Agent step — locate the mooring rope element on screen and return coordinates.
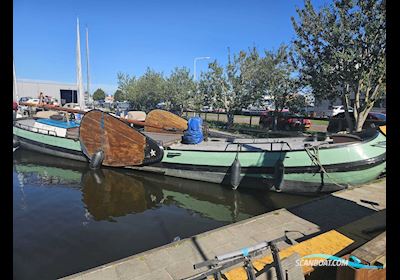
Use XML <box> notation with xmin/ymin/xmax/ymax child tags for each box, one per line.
<box><xmin>304</xmin><ymin>143</ymin><xmax>348</xmax><ymax>189</ymax></box>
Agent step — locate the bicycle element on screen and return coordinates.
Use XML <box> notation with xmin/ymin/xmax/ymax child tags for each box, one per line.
<box><xmin>182</xmin><ymin>233</ymin><xmax>297</xmax><ymax>280</ymax></box>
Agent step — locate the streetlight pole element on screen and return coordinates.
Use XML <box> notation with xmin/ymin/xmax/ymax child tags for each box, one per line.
<box><xmin>193</xmin><ymin>56</ymin><xmax>210</xmax><ymax>81</ymax></box>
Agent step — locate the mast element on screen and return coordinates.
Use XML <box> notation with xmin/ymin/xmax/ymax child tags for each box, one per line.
<box><xmin>13</xmin><ymin>59</ymin><xmax>18</xmax><ymax>102</ymax></box>
<box><xmin>76</xmin><ymin>18</ymin><xmax>85</xmax><ymax>110</ymax></box>
<box><xmin>85</xmin><ymin>26</ymin><xmax>91</xmax><ymax>104</ymax></box>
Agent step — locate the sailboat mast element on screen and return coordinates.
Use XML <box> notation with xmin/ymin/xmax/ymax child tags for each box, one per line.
<box><xmin>13</xmin><ymin>59</ymin><xmax>18</xmax><ymax>102</ymax></box>
<box><xmin>86</xmin><ymin>26</ymin><xmax>90</xmax><ymax>104</ymax></box>
<box><xmin>76</xmin><ymin>18</ymin><xmax>85</xmax><ymax>110</ymax></box>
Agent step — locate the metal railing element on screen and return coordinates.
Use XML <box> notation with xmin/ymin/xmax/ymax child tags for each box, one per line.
<box><xmin>225</xmin><ymin>141</ymin><xmax>292</xmax><ymax>151</ymax></box>
<box><xmin>183</xmin><ymin>111</ymin><xmax>327</xmax><ymax>129</ymax></box>
<box><xmin>15</xmin><ymin>122</ymin><xmax>58</xmax><ymax>137</ymax></box>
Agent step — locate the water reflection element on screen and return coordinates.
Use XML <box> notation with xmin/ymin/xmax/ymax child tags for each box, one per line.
<box><xmin>82</xmin><ymin>169</ymin><xmax>162</xmax><ymax>221</ymax></box>
<box><xmin>14</xmin><ymin>150</ymin><xmax>315</xmax><ymax>224</ymax></box>
<box><xmin>13</xmin><ymin>150</ymin><xmax>256</xmax><ymax>223</ymax></box>
<box><xmin>14</xmin><ymin>150</ymin><xmax>318</xmax><ymax>280</ymax></box>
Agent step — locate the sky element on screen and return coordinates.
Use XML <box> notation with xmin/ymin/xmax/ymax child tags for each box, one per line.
<box><xmin>13</xmin><ymin>0</ymin><xmax>330</xmax><ymax>95</ymax></box>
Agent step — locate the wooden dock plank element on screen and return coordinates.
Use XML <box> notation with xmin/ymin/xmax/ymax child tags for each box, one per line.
<box><xmin>351</xmin><ymin>231</ymin><xmax>386</xmax><ymax>266</ymax></box>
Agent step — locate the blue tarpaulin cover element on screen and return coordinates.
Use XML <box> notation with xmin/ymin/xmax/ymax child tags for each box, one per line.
<box><xmin>36</xmin><ymin>118</ymin><xmax>80</xmax><ymax>129</ymax></box>
<box><xmin>182</xmin><ymin>117</ymin><xmax>203</xmax><ymax>144</ymax></box>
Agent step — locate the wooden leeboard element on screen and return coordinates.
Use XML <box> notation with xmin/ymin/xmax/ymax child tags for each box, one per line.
<box><xmin>79</xmin><ymin>110</ymin><xmax>163</xmax><ymax>167</ymax></box>
<box><xmin>144</xmin><ymin>109</ymin><xmax>188</xmax><ymax>134</ymax></box>
<box><xmin>379</xmin><ymin>125</ymin><xmax>386</xmax><ymax>136</ymax></box>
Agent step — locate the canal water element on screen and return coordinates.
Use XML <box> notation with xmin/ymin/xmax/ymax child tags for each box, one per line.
<box><xmin>13</xmin><ymin>150</ymin><xmax>318</xmax><ymax>280</ymax></box>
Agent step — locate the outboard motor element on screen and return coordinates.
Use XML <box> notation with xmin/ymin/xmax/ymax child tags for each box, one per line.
<box><xmin>182</xmin><ymin>117</ymin><xmax>204</xmax><ymax>144</ymax></box>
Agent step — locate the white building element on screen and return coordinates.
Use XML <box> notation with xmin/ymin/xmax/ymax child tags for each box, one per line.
<box><xmin>313</xmin><ymin>95</ymin><xmax>386</xmax><ymax>117</ymax></box>
<box><xmin>16</xmin><ymin>79</ymin><xmax>80</xmax><ymax>105</ymax></box>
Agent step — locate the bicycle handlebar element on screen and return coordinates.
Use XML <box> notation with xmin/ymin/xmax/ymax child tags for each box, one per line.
<box><xmin>193</xmin><ymin>235</ymin><xmax>293</xmax><ymax>269</ymax></box>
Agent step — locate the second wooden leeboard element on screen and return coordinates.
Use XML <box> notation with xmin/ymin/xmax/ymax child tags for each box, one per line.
<box><xmin>144</xmin><ymin>109</ymin><xmax>188</xmax><ymax>134</ymax></box>
<box><xmin>79</xmin><ymin>110</ymin><xmax>163</xmax><ymax>167</ymax></box>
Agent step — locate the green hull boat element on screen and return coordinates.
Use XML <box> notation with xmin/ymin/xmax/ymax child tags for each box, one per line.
<box><xmin>13</xmin><ymin>117</ymin><xmax>386</xmax><ymax>193</ymax></box>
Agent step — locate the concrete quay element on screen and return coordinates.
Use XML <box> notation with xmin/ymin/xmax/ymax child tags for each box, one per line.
<box><xmin>61</xmin><ymin>178</ymin><xmax>386</xmax><ymax>280</ymax></box>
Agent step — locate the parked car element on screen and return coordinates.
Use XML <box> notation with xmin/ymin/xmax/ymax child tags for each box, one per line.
<box><xmin>156</xmin><ymin>102</ymin><xmax>167</xmax><ymax>109</ymax></box>
<box><xmin>63</xmin><ymin>103</ymin><xmax>80</xmax><ymax>109</ymax></box>
<box><xmin>259</xmin><ymin>110</ymin><xmax>312</xmax><ymax>131</ymax></box>
<box><xmin>242</xmin><ymin>108</ymin><xmax>267</xmax><ymax>116</ymax></box>
<box><xmin>214</xmin><ymin>108</ymin><xmax>226</xmax><ymax>113</ymax></box>
<box><xmin>327</xmin><ymin>112</ymin><xmax>386</xmax><ymax>133</ymax></box>
<box><xmin>201</xmin><ymin>106</ymin><xmax>213</xmax><ymax>112</ymax></box>
<box><xmin>17</xmin><ymin>98</ymin><xmax>41</xmax><ymax>115</ymax></box>
<box><xmin>45</xmin><ymin>96</ymin><xmax>59</xmax><ymax>106</ymax></box>
<box><xmin>25</xmin><ymin>98</ymin><xmax>40</xmax><ymax>105</ymax></box>
<box><xmin>94</xmin><ymin>100</ymin><xmax>105</xmax><ymax>107</ymax></box>
<box><xmin>18</xmin><ymin>97</ymin><xmax>32</xmax><ymax>103</ymax></box>
<box><xmin>17</xmin><ymin>97</ymin><xmax>31</xmax><ymax>115</ymax></box>
<box><xmin>331</xmin><ymin>105</ymin><xmax>353</xmax><ymax>116</ymax></box>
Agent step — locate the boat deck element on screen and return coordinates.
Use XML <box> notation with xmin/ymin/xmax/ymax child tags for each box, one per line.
<box><xmin>142</xmin><ymin>132</ymin><xmax>182</xmax><ymax>147</ymax></box>
<box><xmin>142</xmin><ymin>131</ymin><xmax>356</xmax><ymax>152</ymax></box>
<box><xmin>168</xmin><ymin>136</ymin><xmax>339</xmax><ymax>152</ymax></box>
<box><xmin>15</xmin><ymin>118</ymin><xmax>367</xmax><ymax>152</ymax></box>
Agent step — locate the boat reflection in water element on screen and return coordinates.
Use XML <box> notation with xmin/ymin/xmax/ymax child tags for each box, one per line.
<box><xmin>81</xmin><ymin>169</ymin><xmax>161</xmax><ymax>221</ymax></box>
<box><xmin>14</xmin><ymin>150</ymin><xmax>315</xmax><ymax>224</ymax></box>
<box><xmin>14</xmin><ymin>150</ymin><xmax>317</xmax><ymax>280</ymax></box>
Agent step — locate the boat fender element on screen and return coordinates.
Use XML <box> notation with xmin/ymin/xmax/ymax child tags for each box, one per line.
<box><xmin>273</xmin><ymin>160</ymin><xmax>285</xmax><ymax>191</ymax></box>
<box><xmin>171</xmin><ymin>236</ymin><xmax>181</xmax><ymax>243</ymax></box>
<box><xmin>13</xmin><ymin>136</ymin><xmax>20</xmax><ymax>149</ymax></box>
<box><xmin>89</xmin><ymin>150</ymin><xmax>105</xmax><ymax>169</ymax></box>
<box><xmin>230</xmin><ymin>156</ymin><xmax>242</xmax><ymax>190</ymax></box>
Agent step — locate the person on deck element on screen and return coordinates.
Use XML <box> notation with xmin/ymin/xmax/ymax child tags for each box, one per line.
<box><xmin>38</xmin><ymin>92</ymin><xmax>44</xmax><ymax>105</ymax></box>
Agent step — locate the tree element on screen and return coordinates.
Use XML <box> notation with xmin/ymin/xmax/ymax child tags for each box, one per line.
<box><xmin>198</xmin><ymin>54</ymin><xmax>245</xmax><ymax>128</ymax></box>
<box><xmin>93</xmin><ymin>88</ymin><xmax>106</xmax><ymax>101</ymax></box>
<box><xmin>164</xmin><ymin>67</ymin><xmax>195</xmax><ymax>115</ymax></box>
<box><xmin>199</xmin><ymin>47</ymin><xmax>277</xmax><ymax>128</ymax></box>
<box><xmin>117</xmin><ymin>72</ymin><xmax>136</xmax><ymax>104</ymax></box>
<box><xmin>117</xmin><ymin>68</ymin><xmax>166</xmax><ymax>111</ymax></box>
<box><xmin>113</xmin><ymin>90</ymin><xmax>124</xmax><ymax>102</ymax></box>
<box><xmin>286</xmin><ymin>94</ymin><xmax>307</xmax><ymax>113</ymax></box>
<box><xmin>237</xmin><ymin>47</ymin><xmax>268</xmax><ymax>109</ymax></box>
<box><xmin>241</xmin><ymin>45</ymin><xmax>301</xmax><ymax>130</ymax></box>
<box><xmin>198</xmin><ymin>46</ymin><xmax>301</xmax><ymax>129</ymax></box>
<box><xmin>262</xmin><ymin>45</ymin><xmax>301</xmax><ymax>113</ymax></box>
<box><xmin>292</xmin><ymin>0</ymin><xmax>386</xmax><ymax>132</ymax></box>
